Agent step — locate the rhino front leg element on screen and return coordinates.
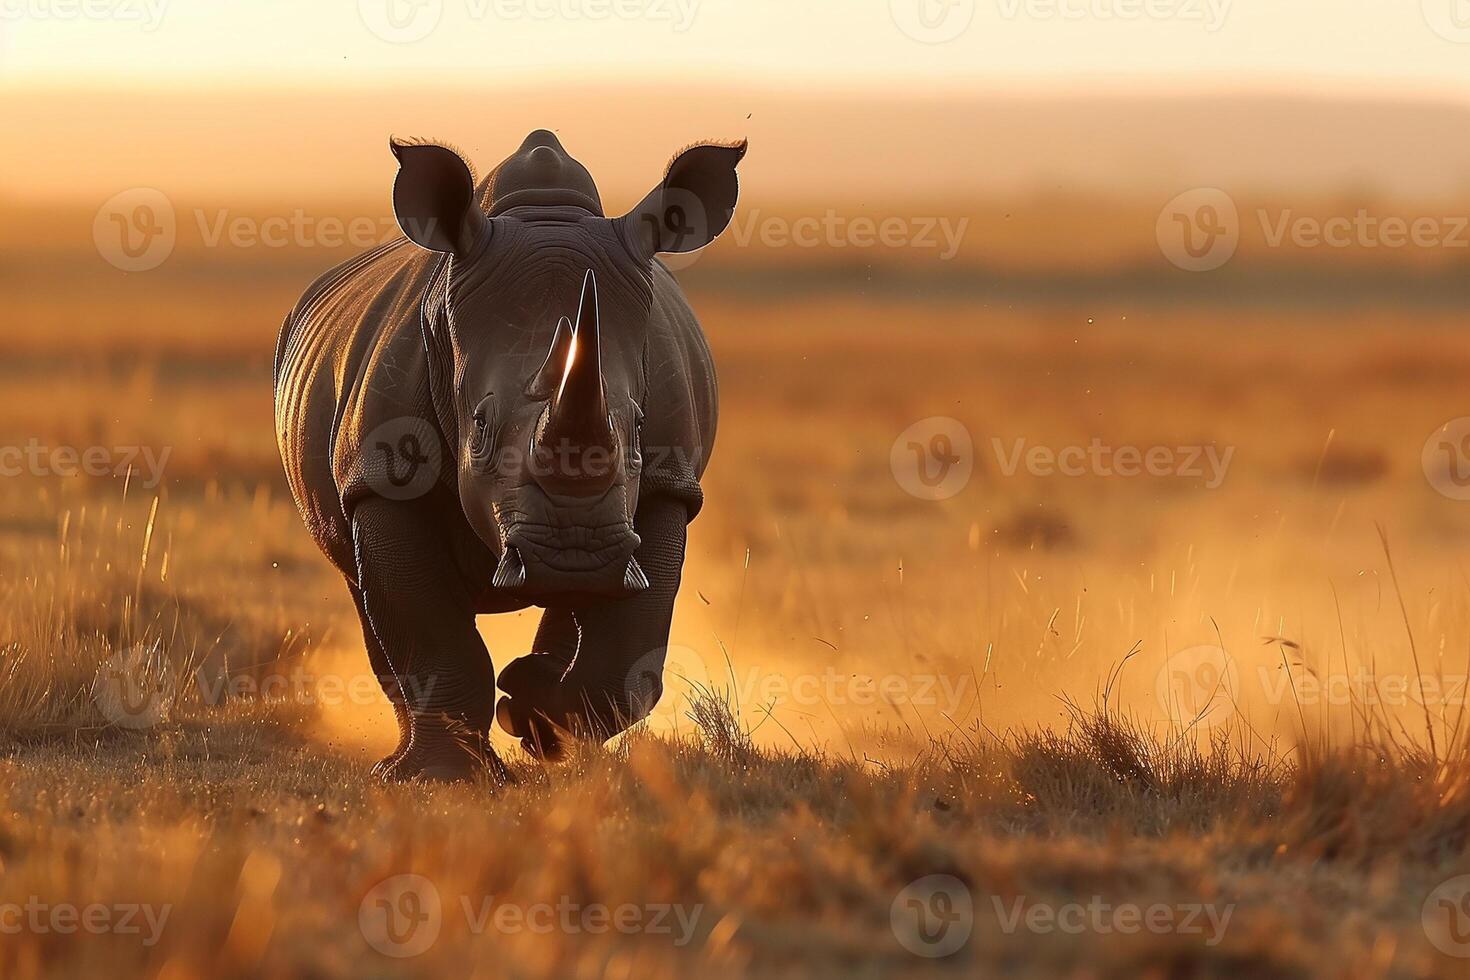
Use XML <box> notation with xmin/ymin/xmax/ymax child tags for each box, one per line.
<box><xmin>496</xmin><ymin>496</ymin><xmax>688</xmax><ymax>758</ymax></box>
<box><xmin>352</xmin><ymin>497</ymin><xmax>506</xmax><ymax>783</ymax></box>
<box><xmin>348</xmin><ymin>582</ymin><xmax>411</xmax><ymax>778</ymax></box>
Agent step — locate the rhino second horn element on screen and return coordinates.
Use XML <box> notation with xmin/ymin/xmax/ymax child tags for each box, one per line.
<box><xmin>527</xmin><ymin>315</ymin><xmax>574</xmax><ymax>400</ymax></box>
<box><xmin>623</xmin><ymin>557</ymin><xmax>650</xmax><ymax>593</ymax></box>
<box><xmin>494</xmin><ymin>546</ymin><xmax>527</xmax><ymax>589</ymax></box>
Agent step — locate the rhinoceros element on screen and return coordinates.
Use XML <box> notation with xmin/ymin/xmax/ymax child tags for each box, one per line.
<box><xmin>274</xmin><ymin>130</ymin><xmax>745</xmax><ymax>781</ymax></box>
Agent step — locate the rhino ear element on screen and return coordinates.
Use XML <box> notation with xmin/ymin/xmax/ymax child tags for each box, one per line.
<box><xmin>390</xmin><ymin>138</ymin><xmax>488</xmax><ymax>256</ymax></box>
<box><xmin>619</xmin><ymin>140</ymin><xmax>747</xmax><ymax>258</ymax></box>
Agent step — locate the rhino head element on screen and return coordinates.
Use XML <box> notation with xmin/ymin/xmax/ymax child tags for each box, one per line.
<box><xmin>389</xmin><ymin>130</ymin><xmax>743</xmax><ymax>599</ymax></box>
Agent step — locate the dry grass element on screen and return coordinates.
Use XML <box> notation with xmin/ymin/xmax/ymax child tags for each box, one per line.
<box><xmin>1</xmin><ymin>456</ymin><xmax>1467</xmax><ymax>977</ymax></box>
<box><xmin>2</xmin><ymin>678</ymin><xmax>1468</xmax><ymax>977</ymax></box>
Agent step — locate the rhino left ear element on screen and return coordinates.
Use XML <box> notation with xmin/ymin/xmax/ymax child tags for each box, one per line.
<box><xmin>618</xmin><ymin>140</ymin><xmax>747</xmax><ymax>258</ymax></box>
<box><xmin>390</xmin><ymin>138</ymin><xmax>488</xmax><ymax>256</ymax></box>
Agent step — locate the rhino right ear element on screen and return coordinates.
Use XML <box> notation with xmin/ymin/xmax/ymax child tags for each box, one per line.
<box><xmin>390</xmin><ymin>138</ymin><xmax>488</xmax><ymax>256</ymax></box>
<box><xmin>618</xmin><ymin>140</ymin><xmax>747</xmax><ymax>258</ymax></box>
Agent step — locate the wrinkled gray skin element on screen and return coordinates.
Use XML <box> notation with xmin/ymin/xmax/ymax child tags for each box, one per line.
<box><xmin>274</xmin><ymin>130</ymin><xmax>745</xmax><ymax>781</ymax></box>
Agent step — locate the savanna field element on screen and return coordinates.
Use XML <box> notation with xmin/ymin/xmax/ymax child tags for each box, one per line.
<box><xmin>3</xmin><ymin>200</ymin><xmax>1470</xmax><ymax>978</ymax></box>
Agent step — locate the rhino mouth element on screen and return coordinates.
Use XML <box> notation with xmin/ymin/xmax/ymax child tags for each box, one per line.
<box><xmin>493</xmin><ymin>487</ymin><xmax>643</xmax><ymax>597</ymax></box>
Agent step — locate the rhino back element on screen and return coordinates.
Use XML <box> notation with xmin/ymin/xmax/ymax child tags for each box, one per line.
<box><xmin>273</xmin><ymin>237</ymin><xmax>445</xmax><ymax>575</ymax></box>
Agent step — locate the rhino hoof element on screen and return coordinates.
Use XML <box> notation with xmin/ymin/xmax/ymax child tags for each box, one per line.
<box><xmin>495</xmin><ymin>695</ymin><xmax>568</xmax><ymax>761</ymax></box>
<box><xmin>375</xmin><ymin>740</ymin><xmax>515</xmax><ymax>786</ymax></box>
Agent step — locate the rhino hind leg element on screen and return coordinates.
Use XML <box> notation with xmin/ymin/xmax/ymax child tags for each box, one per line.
<box><xmin>352</xmin><ymin>497</ymin><xmax>507</xmax><ymax>784</ymax></box>
<box><xmin>496</xmin><ymin>496</ymin><xmax>688</xmax><ymax>759</ymax></box>
<box><xmin>348</xmin><ymin>582</ymin><xmax>411</xmax><ymax>778</ymax></box>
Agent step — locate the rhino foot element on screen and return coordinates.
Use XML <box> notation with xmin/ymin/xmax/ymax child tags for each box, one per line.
<box><xmin>368</xmin><ymin>731</ymin><xmax>412</xmax><ymax>780</ymax></box>
<box><xmin>495</xmin><ymin>651</ymin><xmax>649</xmax><ymax>761</ymax></box>
<box><xmin>495</xmin><ymin>651</ymin><xmax>584</xmax><ymax>760</ymax></box>
<box><xmin>495</xmin><ymin>693</ymin><xmax>572</xmax><ymax>761</ymax></box>
<box><xmin>375</xmin><ymin>737</ymin><xmax>512</xmax><ymax>786</ymax></box>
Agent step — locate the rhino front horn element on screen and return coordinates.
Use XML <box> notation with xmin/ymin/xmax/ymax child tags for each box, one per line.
<box><xmin>552</xmin><ymin>269</ymin><xmax>608</xmax><ymax>432</ymax></box>
<box><xmin>534</xmin><ymin>269</ymin><xmax>618</xmax><ymax>495</ymax></box>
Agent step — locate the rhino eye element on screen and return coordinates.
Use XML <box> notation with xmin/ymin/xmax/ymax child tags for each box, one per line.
<box><xmin>471</xmin><ymin>409</ymin><xmax>491</xmax><ymax>456</ymax></box>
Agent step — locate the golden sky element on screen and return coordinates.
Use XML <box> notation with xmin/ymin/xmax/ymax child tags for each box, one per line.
<box><xmin>8</xmin><ymin>1</ymin><xmax>1470</xmax><ymax>204</ymax></box>
<box><xmin>3</xmin><ymin>0</ymin><xmax>1470</xmax><ymax>92</ymax></box>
